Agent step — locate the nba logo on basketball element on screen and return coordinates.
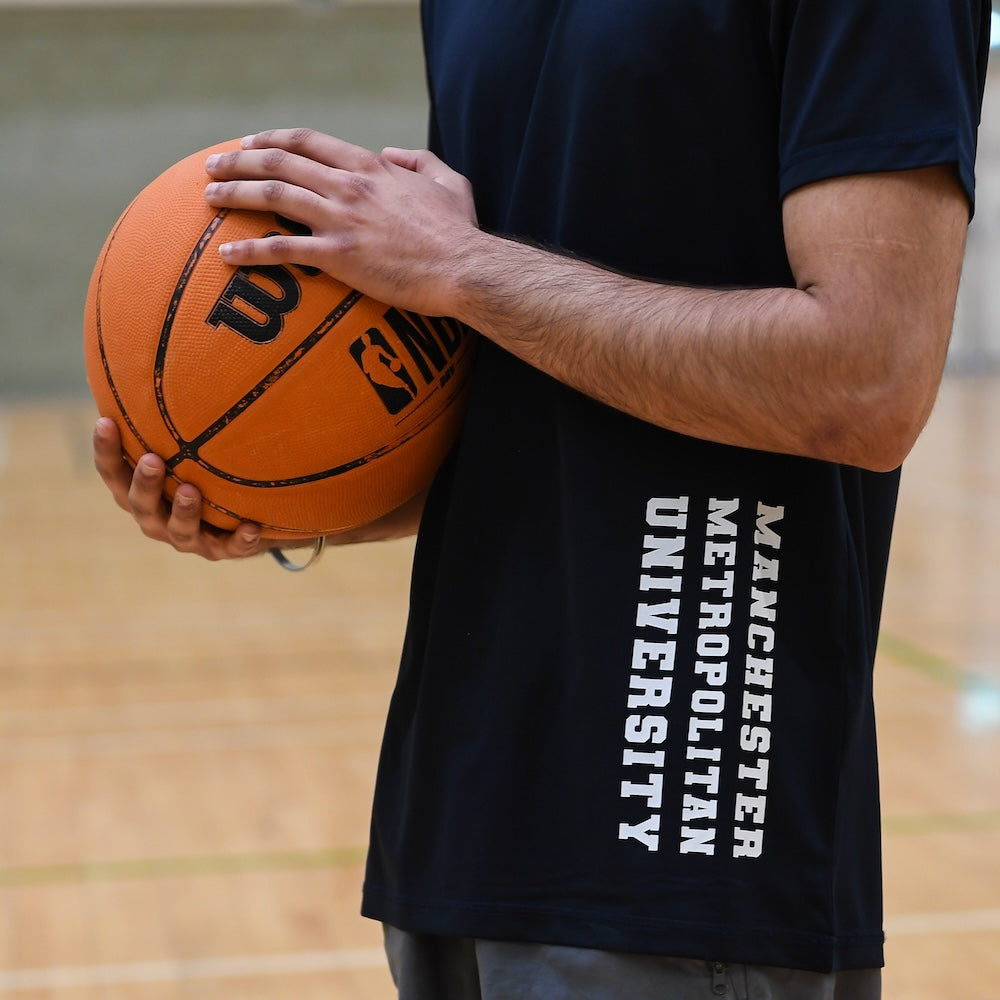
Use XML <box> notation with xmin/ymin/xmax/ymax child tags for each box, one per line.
<box><xmin>350</xmin><ymin>328</ymin><xmax>419</xmax><ymax>415</ymax></box>
<box><xmin>349</xmin><ymin>309</ymin><xmax>469</xmax><ymax>417</ymax></box>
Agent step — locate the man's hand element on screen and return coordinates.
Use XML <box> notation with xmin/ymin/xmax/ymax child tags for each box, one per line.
<box><xmin>204</xmin><ymin>128</ymin><xmax>479</xmax><ymax>319</ymax></box>
<box><xmin>93</xmin><ymin>418</ymin><xmax>427</xmax><ymax>559</ymax></box>
<box><xmin>93</xmin><ymin>417</ymin><xmax>266</xmax><ymax>560</ymax></box>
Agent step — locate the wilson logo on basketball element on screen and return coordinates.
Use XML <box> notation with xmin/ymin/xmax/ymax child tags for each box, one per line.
<box><xmin>206</xmin><ymin>217</ymin><xmax>322</xmax><ymax>344</ymax></box>
<box><xmin>207</xmin><ymin>264</ymin><xmax>301</xmax><ymax>344</ymax></box>
<box><xmin>350</xmin><ymin>309</ymin><xmax>467</xmax><ymax>416</ymax></box>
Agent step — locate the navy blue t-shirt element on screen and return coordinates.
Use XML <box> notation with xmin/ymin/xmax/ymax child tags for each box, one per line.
<box><xmin>361</xmin><ymin>0</ymin><xmax>990</xmax><ymax>973</ymax></box>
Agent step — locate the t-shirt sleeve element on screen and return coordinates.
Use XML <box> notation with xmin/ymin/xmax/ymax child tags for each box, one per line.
<box><xmin>775</xmin><ymin>0</ymin><xmax>990</xmax><ymax>210</ymax></box>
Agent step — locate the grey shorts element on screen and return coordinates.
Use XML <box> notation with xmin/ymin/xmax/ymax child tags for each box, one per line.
<box><xmin>383</xmin><ymin>925</ymin><xmax>881</xmax><ymax>1000</ymax></box>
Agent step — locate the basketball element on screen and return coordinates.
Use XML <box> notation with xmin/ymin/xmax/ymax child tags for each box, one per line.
<box><xmin>83</xmin><ymin>140</ymin><xmax>476</xmax><ymax>539</ymax></box>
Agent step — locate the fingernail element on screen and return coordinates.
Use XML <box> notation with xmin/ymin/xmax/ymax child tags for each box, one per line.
<box><xmin>94</xmin><ymin>417</ymin><xmax>113</xmax><ymax>439</ymax></box>
<box><xmin>241</xmin><ymin>527</ymin><xmax>261</xmax><ymax>544</ymax></box>
<box><xmin>205</xmin><ymin>182</ymin><xmax>220</xmax><ymax>197</ymax></box>
<box><xmin>219</xmin><ymin>243</ymin><xmax>236</xmax><ymax>258</ymax></box>
<box><xmin>205</xmin><ymin>154</ymin><xmax>220</xmax><ymax>170</ymax></box>
<box><xmin>240</xmin><ymin>134</ymin><xmax>256</xmax><ymax>148</ymax></box>
<box><xmin>138</xmin><ymin>456</ymin><xmax>159</xmax><ymax>477</ymax></box>
<box><xmin>175</xmin><ymin>492</ymin><xmax>196</xmax><ymax>510</ymax></box>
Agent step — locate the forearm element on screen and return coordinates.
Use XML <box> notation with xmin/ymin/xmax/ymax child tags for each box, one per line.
<box><xmin>450</xmin><ymin>234</ymin><xmax>840</xmax><ymax>459</ymax></box>
<box><xmin>446</xmin><ymin>169</ymin><xmax>967</xmax><ymax>471</ymax></box>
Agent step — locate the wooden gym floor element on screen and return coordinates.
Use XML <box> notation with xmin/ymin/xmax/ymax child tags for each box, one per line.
<box><xmin>1</xmin><ymin>379</ymin><xmax>999</xmax><ymax>999</ymax></box>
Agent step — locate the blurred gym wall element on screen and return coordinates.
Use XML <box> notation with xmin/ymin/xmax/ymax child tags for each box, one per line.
<box><xmin>0</xmin><ymin>1</ymin><xmax>998</xmax><ymax>399</ymax></box>
<box><xmin>0</xmin><ymin>0</ymin><xmax>428</xmax><ymax>401</ymax></box>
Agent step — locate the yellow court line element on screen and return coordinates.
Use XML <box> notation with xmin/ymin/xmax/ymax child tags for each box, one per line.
<box><xmin>882</xmin><ymin>811</ymin><xmax>1000</xmax><ymax>836</ymax></box>
<box><xmin>0</xmin><ymin>846</ymin><xmax>367</xmax><ymax>889</ymax></box>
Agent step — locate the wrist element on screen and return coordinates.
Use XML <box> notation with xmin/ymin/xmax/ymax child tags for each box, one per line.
<box><xmin>447</xmin><ymin>228</ymin><xmax>529</xmax><ymax>333</ymax></box>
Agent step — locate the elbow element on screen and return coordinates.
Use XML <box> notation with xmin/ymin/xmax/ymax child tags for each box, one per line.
<box><xmin>805</xmin><ymin>361</ymin><xmax>943</xmax><ymax>473</ymax></box>
<box><xmin>850</xmin><ymin>421</ymin><xmax>924</xmax><ymax>474</ymax></box>
<box><xmin>796</xmin><ymin>298</ymin><xmax>954</xmax><ymax>471</ymax></box>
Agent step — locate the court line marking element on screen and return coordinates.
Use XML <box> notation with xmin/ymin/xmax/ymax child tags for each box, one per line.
<box><xmin>0</xmin><ymin>947</ymin><xmax>387</xmax><ymax>992</ymax></box>
<box><xmin>0</xmin><ymin>692</ymin><xmax>379</xmax><ymax>731</ymax></box>
<box><xmin>0</xmin><ymin>846</ymin><xmax>367</xmax><ymax>889</ymax></box>
<box><xmin>878</xmin><ymin>633</ymin><xmax>1000</xmax><ymax>692</ymax></box>
<box><xmin>882</xmin><ymin>810</ymin><xmax>1000</xmax><ymax>835</ymax></box>
<box><xmin>0</xmin><ymin>719</ymin><xmax>378</xmax><ymax>761</ymax></box>
<box><xmin>1</xmin><ymin>804</ymin><xmax>996</xmax><ymax>892</ymax></box>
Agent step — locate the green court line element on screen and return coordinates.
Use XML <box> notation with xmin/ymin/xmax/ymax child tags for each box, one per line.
<box><xmin>0</xmin><ymin>846</ymin><xmax>367</xmax><ymax>889</ymax></box>
<box><xmin>877</xmin><ymin>632</ymin><xmax>996</xmax><ymax>690</ymax></box>
<box><xmin>883</xmin><ymin>811</ymin><xmax>1000</xmax><ymax>836</ymax></box>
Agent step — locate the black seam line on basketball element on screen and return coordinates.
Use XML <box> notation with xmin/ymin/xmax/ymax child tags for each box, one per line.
<box><xmin>191</xmin><ymin>343</ymin><xmax>476</xmax><ymax>488</ymax></box>
<box><xmin>179</xmin><ymin>348</ymin><xmax>469</xmax><ymax>496</ymax></box>
<box><xmin>187</xmin><ymin>355</ymin><xmax>477</xmax><ymax>533</ymax></box>
<box><xmin>95</xmin><ymin>198</ymin><xmax>160</xmax><ymax>467</ymax></box>
<box><xmin>153</xmin><ymin>209</ymin><xmax>231</xmax><ymax>452</ymax></box>
<box><xmin>169</xmin><ymin>337</ymin><xmax>476</xmax><ymax>496</ymax></box>
<box><xmin>161</xmin><ymin>286</ymin><xmax>366</xmax><ymax>473</ymax></box>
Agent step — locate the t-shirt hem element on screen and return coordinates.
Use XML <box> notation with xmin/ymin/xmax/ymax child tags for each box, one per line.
<box><xmin>360</xmin><ymin>888</ymin><xmax>885</xmax><ymax>974</ymax></box>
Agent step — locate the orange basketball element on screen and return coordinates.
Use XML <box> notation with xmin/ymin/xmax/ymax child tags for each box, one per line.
<box><xmin>83</xmin><ymin>140</ymin><xmax>475</xmax><ymax>539</ymax></box>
